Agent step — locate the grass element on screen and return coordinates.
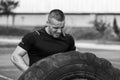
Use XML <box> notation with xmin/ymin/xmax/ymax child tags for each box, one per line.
<box><xmin>0</xmin><ymin>25</ymin><xmax>30</xmax><ymax>36</ymax></box>
<box><xmin>0</xmin><ymin>44</ymin><xmax>17</xmax><ymax>48</ymax></box>
<box><xmin>65</xmin><ymin>27</ymin><xmax>120</xmax><ymax>41</ymax></box>
<box><xmin>0</xmin><ymin>25</ymin><xmax>119</xmax><ymax>42</ymax></box>
<box><xmin>65</xmin><ymin>27</ymin><xmax>101</xmax><ymax>40</ymax></box>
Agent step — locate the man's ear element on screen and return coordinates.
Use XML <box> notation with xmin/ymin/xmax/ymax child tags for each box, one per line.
<box><xmin>46</xmin><ymin>21</ymin><xmax>49</xmax><ymax>23</ymax></box>
<box><xmin>46</xmin><ymin>21</ymin><xmax>49</xmax><ymax>26</ymax></box>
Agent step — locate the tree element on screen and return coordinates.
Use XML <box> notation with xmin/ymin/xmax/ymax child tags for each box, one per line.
<box><xmin>0</xmin><ymin>0</ymin><xmax>19</xmax><ymax>26</ymax></box>
<box><xmin>93</xmin><ymin>16</ymin><xmax>108</xmax><ymax>35</ymax></box>
<box><xmin>113</xmin><ymin>17</ymin><xmax>119</xmax><ymax>35</ymax></box>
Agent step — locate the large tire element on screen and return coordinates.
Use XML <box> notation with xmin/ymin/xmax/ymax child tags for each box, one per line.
<box><xmin>18</xmin><ymin>51</ymin><xmax>120</xmax><ymax>80</ymax></box>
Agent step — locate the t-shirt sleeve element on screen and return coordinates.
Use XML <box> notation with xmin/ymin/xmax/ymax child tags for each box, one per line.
<box><xmin>68</xmin><ymin>34</ymin><xmax>76</xmax><ymax>51</ymax></box>
<box><xmin>18</xmin><ymin>33</ymin><xmax>34</xmax><ymax>51</ymax></box>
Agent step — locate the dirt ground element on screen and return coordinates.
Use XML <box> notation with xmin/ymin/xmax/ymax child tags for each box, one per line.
<box><xmin>0</xmin><ymin>47</ymin><xmax>28</xmax><ymax>80</ymax></box>
<box><xmin>0</xmin><ymin>47</ymin><xmax>120</xmax><ymax>80</ymax></box>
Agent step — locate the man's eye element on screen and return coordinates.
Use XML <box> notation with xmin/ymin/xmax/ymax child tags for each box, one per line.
<box><xmin>53</xmin><ymin>27</ymin><xmax>59</xmax><ymax>29</ymax></box>
<box><xmin>61</xmin><ymin>27</ymin><xmax>64</xmax><ymax>29</ymax></box>
<box><xmin>53</xmin><ymin>27</ymin><xmax>64</xmax><ymax>29</ymax></box>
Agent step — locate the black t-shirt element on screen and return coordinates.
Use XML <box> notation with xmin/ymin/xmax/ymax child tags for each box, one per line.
<box><xmin>19</xmin><ymin>27</ymin><xmax>76</xmax><ymax>66</ymax></box>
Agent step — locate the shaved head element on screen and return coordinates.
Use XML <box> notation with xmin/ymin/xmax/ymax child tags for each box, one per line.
<box><xmin>48</xmin><ymin>9</ymin><xmax>65</xmax><ymax>21</ymax></box>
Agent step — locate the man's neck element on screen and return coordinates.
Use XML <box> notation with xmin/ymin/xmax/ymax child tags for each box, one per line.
<box><xmin>45</xmin><ymin>26</ymin><xmax>51</xmax><ymax>35</ymax></box>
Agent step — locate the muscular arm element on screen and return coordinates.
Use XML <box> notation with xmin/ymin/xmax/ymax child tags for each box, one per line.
<box><xmin>11</xmin><ymin>46</ymin><xmax>29</xmax><ymax>72</ymax></box>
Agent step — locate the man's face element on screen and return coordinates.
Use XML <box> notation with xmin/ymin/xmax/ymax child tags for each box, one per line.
<box><xmin>47</xmin><ymin>18</ymin><xmax>65</xmax><ymax>38</ymax></box>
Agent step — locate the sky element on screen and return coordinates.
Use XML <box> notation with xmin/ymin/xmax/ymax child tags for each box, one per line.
<box><xmin>14</xmin><ymin>0</ymin><xmax>120</xmax><ymax>13</ymax></box>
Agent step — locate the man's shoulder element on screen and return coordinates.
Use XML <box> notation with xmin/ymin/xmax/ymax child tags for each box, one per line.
<box><xmin>24</xmin><ymin>31</ymin><xmax>36</xmax><ymax>36</ymax></box>
<box><xmin>23</xmin><ymin>27</ymin><xmax>45</xmax><ymax>39</ymax></box>
<box><xmin>64</xmin><ymin>33</ymin><xmax>73</xmax><ymax>38</ymax></box>
<box><xmin>64</xmin><ymin>33</ymin><xmax>75</xmax><ymax>41</ymax></box>
<box><xmin>23</xmin><ymin>31</ymin><xmax>39</xmax><ymax>39</ymax></box>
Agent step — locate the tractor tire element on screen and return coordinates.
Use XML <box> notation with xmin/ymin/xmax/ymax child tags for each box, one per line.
<box><xmin>18</xmin><ymin>51</ymin><xmax>120</xmax><ymax>80</ymax></box>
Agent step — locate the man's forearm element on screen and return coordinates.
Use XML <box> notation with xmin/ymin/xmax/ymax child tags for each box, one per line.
<box><xmin>13</xmin><ymin>62</ymin><xmax>29</xmax><ymax>72</ymax></box>
<box><xmin>11</xmin><ymin>55</ymin><xmax>29</xmax><ymax>72</ymax></box>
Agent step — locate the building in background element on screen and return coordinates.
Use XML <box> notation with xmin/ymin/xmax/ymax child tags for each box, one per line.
<box><xmin>0</xmin><ymin>0</ymin><xmax>120</xmax><ymax>28</ymax></box>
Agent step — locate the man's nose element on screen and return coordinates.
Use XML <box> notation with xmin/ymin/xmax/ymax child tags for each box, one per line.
<box><xmin>57</xmin><ymin>29</ymin><xmax>62</xmax><ymax>33</ymax></box>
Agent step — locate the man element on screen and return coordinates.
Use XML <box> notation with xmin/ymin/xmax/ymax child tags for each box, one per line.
<box><xmin>11</xmin><ymin>9</ymin><xmax>76</xmax><ymax>72</ymax></box>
